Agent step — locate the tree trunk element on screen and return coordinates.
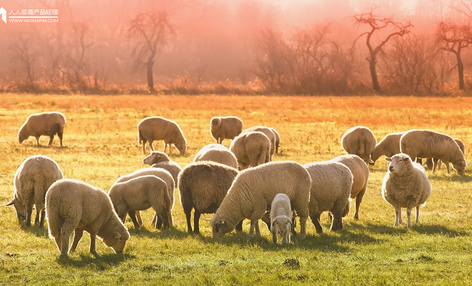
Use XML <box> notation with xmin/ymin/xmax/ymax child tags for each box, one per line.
<box><xmin>457</xmin><ymin>52</ymin><xmax>465</xmax><ymax>90</ymax></box>
<box><xmin>369</xmin><ymin>54</ymin><xmax>381</xmax><ymax>93</ymax></box>
<box><xmin>146</xmin><ymin>60</ymin><xmax>154</xmax><ymax>91</ymax></box>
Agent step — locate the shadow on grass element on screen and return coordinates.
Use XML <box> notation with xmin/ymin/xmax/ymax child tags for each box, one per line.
<box><xmin>56</xmin><ymin>252</ymin><xmax>135</xmax><ymax>269</ymax></box>
<box><xmin>129</xmin><ymin>226</ymin><xmax>193</xmax><ymax>240</ymax></box>
<box><xmin>20</xmin><ymin>223</ymin><xmax>49</xmax><ymax>238</ymax></box>
<box><xmin>428</xmin><ymin>173</ymin><xmax>472</xmax><ymax>183</ymax></box>
<box><xmin>352</xmin><ymin>222</ymin><xmax>467</xmax><ymax>237</ymax></box>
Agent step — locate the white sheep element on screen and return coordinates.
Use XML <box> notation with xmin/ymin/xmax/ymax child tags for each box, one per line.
<box><xmin>142</xmin><ymin>151</ymin><xmax>182</xmax><ymax>185</ymax></box>
<box><xmin>400</xmin><ymin>129</ymin><xmax>467</xmax><ymax>175</ymax></box>
<box><xmin>6</xmin><ymin>155</ymin><xmax>63</xmax><ymax>228</ymax></box>
<box><xmin>178</xmin><ymin>161</ymin><xmax>238</xmax><ymax>234</ymax></box>
<box><xmin>270</xmin><ymin>193</ymin><xmax>292</xmax><ymax>244</ymax></box>
<box><xmin>211</xmin><ymin>161</ymin><xmax>311</xmax><ymax>239</ymax></box>
<box><xmin>230</xmin><ymin>131</ymin><xmax>271</xmax><ymax>170</ymax></box>
<box><xmin>46</xmin><ymin>178</ymin><xmax>130</xmax><ymax>256</ymax></box>
<box><xmin>331</xmin><ymin>154</ymin><xmax>370</xmax><ymax>220</ymax></box>
<box><xmin>341</xmin><ymin>126</ymin><xmax>377</xmax><ymax>164</ymax></box>
<box><xmin>382</xmin><ymin>153</ymin><xmax>432</xmax><ymax>227</ymax></box>
<box><xmin>109</xmin><ymin>175</ymin><xmax>172</xmax><ymax>229</ymax></box>
<box><xmin>210</xmin><ymin>116</ymin><xmax>243</xmax><ymax>144</ymax></box>
<box><xmin>18</xmin><ymin>111</ymin><xmax>66</xmax><ymax>147</ymax></box>
<box><xmin>193</xmin><ymin>144</ymin><xmax>238</xmax><ymax>169</ymax></box>
<box><xmin>304</xmin><ymin>161</ymin><xmax>353</xmax><ymax>233</ymax></box>
<box><xmin>371</xmin><ymin>132</ymin><xmax>404</xmax><ymax>164</ymax></box>
<box><xmin>426</xmin><ymin>138</ymin><xmax>465</xmax><ymax>171</ymax></box>
<box><xmin>242</xmin><ymin>126</ymin><xmax>277</xmax><ymax>158</ymax></box>
<box><xmin>137</xmin><ymin>116</ymin><xmax>187</xmax><ymax>155</ymax></box>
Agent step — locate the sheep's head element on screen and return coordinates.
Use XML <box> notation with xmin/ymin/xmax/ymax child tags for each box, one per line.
<box><xmin>386</xmin><ymin>153</ymin><xmax>412</xmax><ymax>175</ymax></box>
<box><xmin>271</xmin><ymin>215</ymin><xmax>292</xmax><ymax>239</ymax></box>
<box><xmin>176</xmin><ymin>142</ymin><xmax>187</xmax><ymax>156</ymax></box>
<box><xmin>6</xmin><ymin>198</ymin><xmax>26</xmax><ymax>222</ymax></box>
<box><xmin>452</xmin><ymin>159</ymin><xmax>467</xmax><ymax>176</ymax></box>
<box><xmin>18</xmin><ymin>127</ymin><xmax>28</xmax><ymax>144</ymax></box>
<box><xmin>103</xmin><ymin>229</ymin><xmax>130</xmax><ymax>254</ymax></box>
<box><xmin>210</xmin><ymin>215</ymin><xmax>232</xmax><ymax>239</ymax></box>
<box><xmin>211</xmin><ymin>118</ymin><xmax>222</xmax><ymax>129</ymax></box>
<box><xmin>143</xmin><ymin>151</ymin><xmax>170</xmax><ymax>165</ymax></box>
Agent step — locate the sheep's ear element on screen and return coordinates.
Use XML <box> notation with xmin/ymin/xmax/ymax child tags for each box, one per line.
<box><xmin>5</xmin><ymin>199</ymin><xmax>15</xmax><ymax>206</ymax></box>
<box><xmin>385</xmin><ymin>157</ymin><xmax>392</xmax><ymax>162</ymax></box>
<box><xmin>403</xmin><ymin>157</ymin><xmax>410</xmax><ymax>162</ymax></box>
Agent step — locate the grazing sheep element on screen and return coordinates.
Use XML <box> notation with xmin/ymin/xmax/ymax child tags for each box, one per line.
<box><xmin>116</xmin><ymin>168</ymin><xmax>175</xmax><ymax>229</ymax></box>
<box><xmin>426</xmin><ymin>138</ymin><xmax>465</xmax><ymax>171</ymax></box>
<box><xmin>18</xmin><ymin>111</ymin><xmax>66</xmax><ymax>147</ymax></box>
<box><xmin>382</xmin><ymin>153</ymin><xmax>432</xmax><ymax>227</ymax></box>
<box><xmin>142</xmin><ymin>151</ymin><xmax>182</xmax><ymax>185</ymax></box>
<box><xmin>46</xmin><ymin>179</ymin><xmax>130</xmax><ymax>256</ymax></box>
<box><xmin>242</xmin><ymin>126</ymin><xmax>277</xmax><ymax>158</ymax></box>
<box><xmin>193</xmin><ymin>144</ymin><xmax>238</xmax><ymax>169</ymax></box>
<box><xmin>6</xmin><ymin>155</ymin><xmax>63</xmax><ymax>228</ymax></box>
<box><xmin>230</xmin><ymin>131</ymin><xmax>271</xmax><ymax>170</ymax></box>
<box><xmin>331</xmin><ymin>154</ymin><xmax>370</xmax><ymax>220</ymax></box>
<box><xmin>270</xmin><ymin>193</ymin><xmax>292</xmax><ymax>244</ymax></box>
<box><xmin>138</xmin><ymin>116</ymin><xmax>187</xmax><ymax>155</ymax></box>
<box><xmin>371</xmin><ymin>132</ymin><xmax>404</xmax><ymax>164</ymax></box>
<box><xmin>109</xmin><ymin>175</ymin><xmax>172</xmax><ymax>229</ymax></box>
<box><xmin>304</xmin><ymin>161</ymin><xmax>353</xmax><ymax>233</ymax></box>
<box><xmin>400</xmin><ymin>129</ymin><xmax>467</xmax><ymax>175</ymax></box>
<box><xmin>210</xmin><ymin>116</ymin><xmax>243</xmax><ymax>144</ymax></box>
<box><xmin>211</xmin><ymin>161</ymin><xmax>311</xmax><ymax>239</ymax></box>
<box><xmin>178</xmin><ymin>161</ymin><xmax>238</xmax><ymax>234</ymax></box>
<box><xmin>341</xmin><ymin>126</ymin><xmax>377</xmax><ymax>164</ymax></box>
<box><xmin>271</xmin><ymin>128</ymin><xmax>281</xmax><ymax>154</ymax></box>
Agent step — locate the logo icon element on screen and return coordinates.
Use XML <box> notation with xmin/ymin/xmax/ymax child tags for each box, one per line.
<box><xmin>0</xmin><ymin>7</ymin><xmax>7</xmax><ymax>23</ymax></box>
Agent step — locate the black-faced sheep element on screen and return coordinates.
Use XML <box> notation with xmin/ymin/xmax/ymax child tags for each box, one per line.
<box><xmin>382</xmin><ymin>153</ymin><xmax>432</xmax><ymax>227</ymax></box>
<box><xmin>331</xmin><ymin>154</ymin><xmax>370</xmax><ymax>220</ymax></box>
<box><xmin>142</xmin><ymin>151</ymin><xmax>182</xmax><ymax>185</ymax></box>
<box><xmin>304</xmin><ymin>161</ymin><xmax>353</xmax><ymax>233</ymax></box>
<box><xmin>242</xmin><ymin>126</ymin><xmax>277</xmax><ymax>158</ymax></box>
<box><xmin>18</xmin><ymin>111</ymin><xmax>66</xmax><ymax>147</ymax></box>
<box><xmin>193</xmin><ymin>144</ymin><xmax>238</xmax><ymax>169</ymax></box>
<box><xmin>400</xmin><ymin>129</ymin><xmax>467</xmax><ymax>175</ymax></box>
<box><xmin>137</xmin><ymin>116</ymin><xmax>187</xmax><ymax>155</ymax></box>
<box><xmin>46</xmin><ymin>179</ymin><xmax>130</xmax><ymax>256</ymax></box>
<box><xmin>211</xmin><ymin>161</ymin><xmax>311</xmax><ymax>239</ymax></box>
<box><xmin>270</xmin><ymin>193</ymin><xmax>292</xmax><ymax>244</ymax></box>
<box><xmin>230</xmin><ymin>131</ymin><xmax>271</xmax><ymax>170</ymax></box>
<box><xmin>178</xmin><ymin>161</ymin><xmax>238</xmax><ymax>234</ymax></box>
<box><xmin>371</xmin><ymin>132</ymin><xmax>404</xmax><ymax>164</ymax></box>
<box><xmin>341</xmin><ymin>126</ymin><xmax>377</xmax><ymax>164</ymax></box>
<box><xmin>109</xmin><ymin>175</ymin><xmax>172</xmax><ymax>229</ymax></box>
<box><xmin>6</xmin><ymin>155</ymin><xmax>63</xmax><ymax>228</ymax></box>
<box><xmin>210</xmin><ymin>116</ymin><xmax>243</xmax><ymax>144</ymax></box>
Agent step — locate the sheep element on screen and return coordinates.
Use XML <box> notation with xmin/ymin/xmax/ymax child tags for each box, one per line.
<box><xmin>210</xmin><ymin>161</ymin><xmax>311</xmax><ymax>239</ymax></box>
<box><xmin>193</xmin><ymin>144</ymin><xmax>238</xmax><ymax>169</ymax></box>
<box><xmin>210</xmin><ymin>116</ymin><xmax>243</xmax><ymax>144</ymax></box>
<box><xmin>371</xmin><ymin>132</ymin><xmax>404</xmax><ymax>164</ymax></box>
<box><xmin>142</xmin><ymin>151</ymin><xmax>182</xmax><ymax>185</ymax></box>
<box><xmin>137</xmin><ymin>116</ymin><xmax>187</xmax><ymax>155</ymax></box>
<box><xmin>341</xmin><ymin>126</ymin><xmax>377</xmax><ymax>164</ymax></box>
<box><xmin>109</xmin><ymin>175</ymin><xmax>172</xmax><ymax>230</ymax></box>
<box><xmin>270</xmin><ymin>193</ymin><xmax>292</xmax><ymax>244</ymax></box>
<box><xmin>304</xmin><ymin>161</ymin><xmax>353</xmax><ymax>233</ymax></box>
<box><xmin>46</xmin><ymin>178</ymin><xmax>130</xmax><ymax>256</ymax></box>
<box><xmin>18</xmin><ymin>111</ymin><xmax>66</xmax><ymax>147</ymax></box>
<box><xmin>331</xmin><ymin>154</ymin><xmax>370</xmax><ymax>220</ymax></box>
<box><xmin>242</xmin><ymin>126</ymin><xmax>277</xmax><ymax>158</ymax></box>
<box><xmin>229</xmin><ymin>131</ymin><xmax>271</xmax><ymax>170</ymax></box>
<box><xmin>271</xmin><ymin>128</ymin><xmax>281</xmax><ymax>154</ymax></box>
<box><xmin>178</xmin><ymin>161</ymin><xmax>238</xmax><ymax>234</ymax></box>
<box><xmin>425</xmin><ymin>138</ymin><xmax>465</xmax><ymax>171</ymax></box>
<box><xmin>6</xmin><ymin>155</ymin><xmax>63</xmax><ymax>228</ymax></box>
<box><xmin>115</xmin><ymin>168</ymin><xmax>175</xmax><ymax>229</ymax></box>
<box><xmin>400</xmin><ymin>129</ymin><xmax>467</xmax><ymax>175</ymax></box>
<box><xmin>382</xmin><ymin>153</ymin><xmax>432</xmax><ymax>227</ymax></box>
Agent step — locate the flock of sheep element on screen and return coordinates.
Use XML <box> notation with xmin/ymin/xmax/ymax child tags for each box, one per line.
<box><xmin>6</xmin><ymin>111</ymin><xmax>467</xmax><ymax>256</ymax></box>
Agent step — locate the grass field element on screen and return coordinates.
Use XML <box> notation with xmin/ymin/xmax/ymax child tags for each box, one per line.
<box><xmin>1</xmin><ymin>94</ymin><xmax>472</xmax><ymax>285</ymax></box>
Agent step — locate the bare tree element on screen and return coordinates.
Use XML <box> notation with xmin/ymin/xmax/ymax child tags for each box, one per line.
<box><xmin>64</xmin><ymin>22</ymin><xmax>93</xmax><ymax>91</ymax></box>
<box><xmin>11</xmin><ymin>35</ymin><xmax>38</xmax><ymax>87</ymax></box>
<box><xmin>436</xmin><ymin>21</ymin><xmax>472</xmax><ymax>90</ymax></box>
<box><xmin>354</xmin><ymin>10</ymin><xmax>412</xmax><ymax>93</ymax></box>
<box><xmin>128</xmin><ymin>11</ymin><xmax>175</xmax><ymax>92</ymax></box>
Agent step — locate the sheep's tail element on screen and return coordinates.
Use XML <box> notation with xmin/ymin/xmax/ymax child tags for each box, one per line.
<box><xmin>358</xmin><ymin>138</ymin><xmax>365</xmax><ymax>156</ymax></box>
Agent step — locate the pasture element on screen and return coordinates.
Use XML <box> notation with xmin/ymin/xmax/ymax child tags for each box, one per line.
<box><xmin>1</xmin><ymin>94</ymin><xmax>472</xmax><ymax>285</ymax></box>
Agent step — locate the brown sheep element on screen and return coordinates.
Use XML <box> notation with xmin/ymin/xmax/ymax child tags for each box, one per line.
<box><xmin>210</xmin><ymin>116</ymin><xmax>243</xmax><ymax>144</ymax></box>
<box><xmin>242</xmin><ymin>126</ymin><xmax>277</xmax><ymax>159</ymax></box>
<box><xmin>341</xmin><ymin>126</ymin><xmax>377</xmax><ymax>164</ymax></box>
<box><xmin>138</xmin><ymin>116</ymin><xmax>187</xmax><ymax>155</ymax></box>
<box><xmin>18</xmin><ymin>111</ymin><xmax>66</xmax><ymax>147</ymax></box>
<box><xmin>230</xmin><ymin>131</ymin><xmax>271</xmax><ymax>170</ymax></box>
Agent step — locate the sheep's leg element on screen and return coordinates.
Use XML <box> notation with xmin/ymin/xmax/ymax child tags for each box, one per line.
<box><xmin>249</xmin><ymin>219</ymin><xmax>260</xmax><ymax>238</ymax></box>
<box><xmin>163</xmin><ymin>142</ymin><xmax>167</xmax><ymax>153</ymax></box>
<box><xmin>136</xmin><ymin>211</ymin><xmax>143</xmax><ymax>227</ymax></box>
<box><xmin>38</xmin><ymin>209</ymin><xmax>46</xmax><ymax>228</ymax></box>
<box><xmin>435</xmin><ymin>159</ymin><xmax>442</xmax><ymax>170</ymax></box>
<box><xmin>185</xmin><ymin>209</ymin><xmax>192</xmax><ymax>233</ymax></box>
<box><xmin>415</xmin><ymin>206</ymin><xmax>420</xmax><ymax>223</ymax></box>
<box><xmin>331</xmin><ymin>212</ymin><xmax>343</xmax><ymax>232</ymax></box>
<box><xmin>193</xmin><ymin>210</ymin><xmax>201</xmax><ymax>234</ymax></box>
<box><xmin>59</xmin><ymin>224</ymin><xmax>74</xmax><ymax>256</ymax></box>
<box><xmin>48</xmin><ymin>135</ymin><xmax>54</xmax><ymax>146</ymax></box>
<box><xmin>34</xmin><ymin>208</ymin><xmax>40</xmax><ymax>226</ymax></box>
<box><xmin>156</xmin><ymin>214</ymin><xmax>163</xmax><ymax>229</ymax></box>
<box><xmin>310</xmin><ymin>213</ymin><xmax>323</xmax><ymax>234</ymax></box>
<box><xmin>35</xmin><ymin>136</ymin><xmax>41</xmax><ymax>146</ymax></box>
<box><xmin>255</xmin><ymin>220</ymin><xmax>261</xmax><ymax>237</ymax></box>
<box><xmin>25</xmin><ymin>203</ymin><xmax>33</xmax><ymax>227</ymax></box>
<box><xmin>142</xmin><ymin>140</ymin><xmax>147</xmax><ymax>154</ymax></box>
<box><xmin>149</xmin><ymin>140</ymin><xmax>154</xmax><ymax>151</ymax></box>
<box><xmin>70</xmin><ymin>229</ymin><xmax>84</xmax><ymax>252</ymax></box>
<box><xmin>89</xmin><ymin>232</ymin><xmax>97</xmax><ymax>255</ymax></box>
<box><xmin>299</xmin><ymin>216</ymin><xmax>307</xmax><ymax>239</ymax></box>
<box><xmin>58</xmin><ymin>131</ymin><xmax>63</xmax><ymax>147</ymax></box>
<box><xmin>394</xmin><ymin>207</ymin><xmax>401</xmax><ymax>226</ymax></box>
<box><xmin>128</xmin><ymin>211</ymin><xmax>140</xmax><ymax>229</ymax></box>
<box><xmin>432</xmin><ymin>160</ymin><xmax>437</xmax><ymax>173</ymax></box>
<box><xmin>272</xmin><ymin>228</ymin><xmax>278</xmax><ymax>244</ymax></box>
<box><xmin>406</xmin><ymin>208</ymin><xmax>412</xmax><ymax>227</ymax></box>
<box><xmin>354</xmin><ymin>188</ymin><xmax>367</xmax><ymax>220</ymax></box>
<box><xmin>445</xmin><ymin>162</ymin><xmax>451</xmax><ymax>174</ymax></box>
<box><xmin>235</xmin><ymin>220</ymin><xmax>243</xmax><ymax>232</ymax></box>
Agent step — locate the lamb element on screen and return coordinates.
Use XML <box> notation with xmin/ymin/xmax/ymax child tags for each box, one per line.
<box><xmin>109</xmin><ymin>175</ymin><xmax>172</xmax><ymax>229</ymax></box>
<box><xmin>142</xmin><ymin>151</ymin><xmax>182</xmax><ymax>185</ymax></box>
<box><xmin>331</xmin><ymin>154</ymin><xmax>370</xmax><ymax>220</ymax></box>
<box><xmin>271</xmin><ymin>128</ymin><xmax>281</xmax><ymax>154</ymax></box>
<box><xmin>400</xmin><ymin>129</ymin><xmax>467</xmax><ymax>175</ymax></box>
<box><xmin>46</xmin><ymin>178</ymin><xmax>130</xmax><ymax>256</ymax></box>
<box><xmin>210</xmin><ymin>116</ymin><xmax>243</xmax><ymax>144</ymax></box>
<box><xmin>210</xmin><ymin>161</ymin><xmax>311</xmax><ymax>239</ymax></box>
<box><xmin>382</xmin><ymin>153</ymin><xmax>432</xmax><ymax>227</ymax></box>
<box><xmin>270</xmin><ymin>193</ymin><xmax>292</xmax><ymax>244</ymax></box>
<box><xmin>304</xmin><ymin>161</ymin><xmax>353</xmax><ymax>233</ymax></box>
<box><xmin>18</xmin><ymin>111</ymin><xmax>66</xmax><ymax>147</ymax></box>
<box><xmin>425</xmin><ymin>138</ymin><xmax>465</xmax><ymax>171</ymax></box>
<box><xmin>242</xmin><ymin>126</ymin><xmax>277</xmax><ymax>158</ymax></box>
<box><xmin>193</xmin><ymin>144</ymin><xmax>238</xmax><ymax>169</ymax></box>
<box><xmin>6</xmin><ymin>155</ymin><xmax>63</xmax><ymax>228</ymax></box>
<box><xmin>137</xmin><ymin>116</ymin><xmax>187</xmax><ymax>155</ymax></box>
<box><xmin>178</xmin><ymin>161</ymin><xmax>238</xmax><ymax>234</ymax></box>
<box><xmin>371</xmin><ymin>132</ymin><xmax>404</xmax><ymax>164</ymax></box>
<box><xmin>341</xmin><ymin>126</ymin><xmax>377</xmax><ymax>164</ymax></box>
<box><xmin>229</xmin><ymin>131</ymin><xmax>271</xmax><ymax>170</ymax></box>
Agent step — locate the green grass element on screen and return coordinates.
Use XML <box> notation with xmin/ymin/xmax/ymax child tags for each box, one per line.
<box><xmin>1</xmin><ymin>94</ymin><xmax>472</xmax><ymax>285</ymax></box>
